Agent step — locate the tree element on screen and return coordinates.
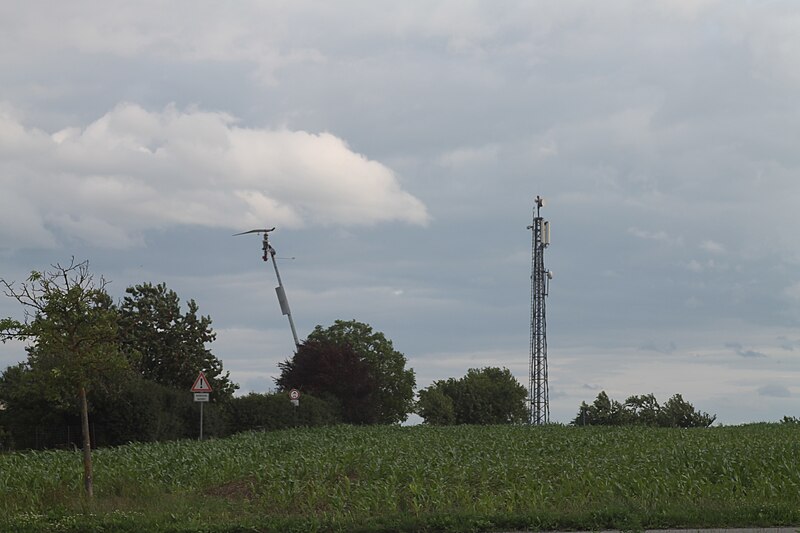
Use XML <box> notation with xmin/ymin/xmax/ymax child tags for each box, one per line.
<box><xmin>416</xmin><ymin>386</ymin><xmax>455</xmax><ymax>425</ymax></box>
<box><xmin>118</xmin><ymin>282</ymin><xmax>237</xmax><ymax>399</ymax></box>
<box><xmin>277</xmin><ymin>320</ymin><xmax>416</xmax><ymax>424</ymax></box>
<box><xmin>276</xmin><ymin>339</ymin><xmax>377</xmax><ymax>424</ymax></box>
<box><xmin>624</xmin><ymin>393</ymin><xmax>661</xmax><ymax>426</ymax></box>
<box><xmin>572</xmin><ymin>391</ymin><xmax>716</xmax><ymax>428</ymax></box>
<box><xmin>658</xmin><ymin>393</ymin><xmax>716</xmax><ymax>428</ymax></box>
<box><xmin>417</xmin><ymin>367</ymin><xmax>528</xmax><ymax>425</ymax></box>
<box><xmin>573</xmin><ymin>391</ymin><xmax>626</xmax><ymax>426</ymax></box>
<box><xmin>0</xmin><ymin>260</ymin><xmax>129</xmax><ymax>497</ymax></box>
<box><xmin>0</xmin><ymin>362</ymin><xmax>74</xmax><ymax>449</ymax></box>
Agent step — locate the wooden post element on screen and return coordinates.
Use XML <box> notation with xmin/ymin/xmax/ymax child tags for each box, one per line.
<box><xmin>79</xmin><ymin>386</ymin><xmax>93</xmax><ymax>498</ymax></box>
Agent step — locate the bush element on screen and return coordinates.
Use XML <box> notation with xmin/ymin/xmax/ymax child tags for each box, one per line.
<box><xmin>226</xmin><ymin>392</ymin><xmax>338</xmax><ymax>433</ymax></box>
<box><xmin>0</xmin><ymin>411</ymin><xmax>10</xmax><ymax>451</ymax></box>
<box><xmin>90</xmin><ymin>377</ymin><xmax>230</xmax><ymax>445</ymax></box>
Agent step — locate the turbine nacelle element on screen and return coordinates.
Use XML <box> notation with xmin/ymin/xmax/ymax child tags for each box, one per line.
<box><xmin>234</xmin><ymin>228</ymin><xmax>276</xmax><ymax>262</ymax></box>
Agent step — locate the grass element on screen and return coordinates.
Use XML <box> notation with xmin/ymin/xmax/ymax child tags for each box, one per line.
<box><xmin>1</xmin><ymin>423</ymin><xmax>800</xmax><ymax>531</ymax></box>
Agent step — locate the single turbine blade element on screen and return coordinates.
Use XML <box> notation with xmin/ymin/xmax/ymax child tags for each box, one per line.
<box><xmin>233</xmin><ymin>227</ymin><xmax>275</xmax><ymax>236</ymax></box>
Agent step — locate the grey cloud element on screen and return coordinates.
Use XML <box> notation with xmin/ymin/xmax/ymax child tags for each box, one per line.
<box><xmin>4</xmin><ymin>1</ymin><xmax>800</xmax><ymax>426</ymax></box>
<box><xmin>757</xmin><ymin>384</ymin><xmax>791</xmax><ymax>398</ymax></box>
<box><xmin>725</xmin><ymin>342</ymin><xmax>767</xmax><ymax>359</ymax></box>
<box><xmin>639</xmin><ymin>341</ymin><xmax>677</xmax><ymax>354</ymax></box>
<box><xmin>777</xmin><ymin>337</ymin><xmax>800</xmax><ymax>351</ymax></box>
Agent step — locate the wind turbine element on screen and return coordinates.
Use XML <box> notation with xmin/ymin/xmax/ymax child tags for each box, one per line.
<box><xmin>234</xmin><ymin>227</ymin><xmax>300</xmax><ymax>349</ymax></box>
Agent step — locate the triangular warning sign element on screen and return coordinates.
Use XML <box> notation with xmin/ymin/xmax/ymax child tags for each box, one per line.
<box><xmin>191</xmin><ymin>371</ymin><xmax>213</xmax><ymax>392</ymax></box>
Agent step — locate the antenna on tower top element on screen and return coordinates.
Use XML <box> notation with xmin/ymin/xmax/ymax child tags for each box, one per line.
<box><xmin>234</xmin><ymin>227</ymin><xmax>300</xmax><ymax>349</ymax></box>
<box><xmin>527</xmin><ymin>196</ymin><xmax>552</xmax><ymax>424</ymax></box>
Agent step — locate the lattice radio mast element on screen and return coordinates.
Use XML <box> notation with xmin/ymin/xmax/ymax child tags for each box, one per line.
<box><xmin>527</xmin><ymin>196</ymin><xmax>552</xmax><ymax>425</ymax></box>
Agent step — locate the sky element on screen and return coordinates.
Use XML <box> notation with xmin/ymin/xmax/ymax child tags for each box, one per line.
<box><xmin>2</xmin><ymin>1</ymin><xmax>800</xmax><ymax>425</ymax></box>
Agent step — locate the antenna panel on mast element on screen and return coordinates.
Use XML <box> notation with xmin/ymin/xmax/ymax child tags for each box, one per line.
<box><xmin>275</xmin><ymin>286</ymin><xmax>291</xmax><ymax>316</ymax></box>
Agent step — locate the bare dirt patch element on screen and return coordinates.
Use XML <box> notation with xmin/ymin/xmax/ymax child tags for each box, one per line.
<box><xmin>203</xmin><ymin>478</ymin><xmax>256</xmax><ymax>501</ymax></box>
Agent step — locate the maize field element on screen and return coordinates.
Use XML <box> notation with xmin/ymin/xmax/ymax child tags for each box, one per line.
<box><xmin>1</xmin><ymin>423</ymin><xmax>799</xmax><ymax>532</ymax></box>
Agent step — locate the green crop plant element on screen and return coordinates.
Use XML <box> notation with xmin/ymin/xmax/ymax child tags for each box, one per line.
<box><xmin>2</xmin><ymin>424</ymin><xmax>800</xmax><ymax>532</ymax></box>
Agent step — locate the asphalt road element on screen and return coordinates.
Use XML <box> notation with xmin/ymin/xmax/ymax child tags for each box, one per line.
<box><xmin>509</xmin><ymin>529</ymin><xmax>799</xmax><ymax>533</ymax></box>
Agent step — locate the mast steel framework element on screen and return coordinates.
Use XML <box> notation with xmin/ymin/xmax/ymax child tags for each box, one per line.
<box><xmin>527</xmin><ymin>196</ymin><xmax>551</xmax><ymax>425</ymax></box>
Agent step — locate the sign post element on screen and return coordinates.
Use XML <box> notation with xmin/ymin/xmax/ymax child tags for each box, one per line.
<box><xmin>191</xmin><ymin>372</ymin><xmax>213</xmax><ymax>440</ymax></box>
<box><xmin>288</xmin><ymin>389</ymin><xmax>300</xmax><ymax>427</ymax></box>
<box><xmin>289</xmin><ymin>388</ymin><xmax>300</xmax><ymax>407</ymax></box>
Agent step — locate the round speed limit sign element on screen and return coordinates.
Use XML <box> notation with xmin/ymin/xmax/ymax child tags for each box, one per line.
<box><xmin>289</xmin><ymin>389</ymin><xmax>301</xmax><ymax>401</ymax></box>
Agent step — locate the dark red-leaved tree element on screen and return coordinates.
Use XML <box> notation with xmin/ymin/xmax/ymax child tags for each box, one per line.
<box><xmin>276</xmin><ymin>339</ymin><xmax>378</xmax><ymax>424</ymax></box>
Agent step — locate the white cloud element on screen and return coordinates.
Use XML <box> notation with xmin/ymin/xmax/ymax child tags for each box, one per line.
<box><xmin>687</xmin><ymin>260</ymin><xmax>704</xmax><ymax>273</ymax></box>
<box><xmin>437</xmin><ymin>143</ymin><xmax>500</xmax><ymax>168</ymax></box>
<box><xmin>699</xmin><ymin>239</ymin><xmax>726</xmax><ymax>254</ymax></box>
<box><xmin>627</xmin><ymin>227</ymin><xmax>683</xmax><ymax>246</ymax></box>
<box><xmin>0</xmin><ymin>103</ymin><xmax>429</xmax><ymax>249</ymax></box>
<box><xmin>684</xmin><ymin>296</ymin><xmax>702</xmax><ymax>308</ymax></box>
<box><xmin>685</xmin><ymin>258</ymin><xmax>729</xmax><ymax>273</ymax></box>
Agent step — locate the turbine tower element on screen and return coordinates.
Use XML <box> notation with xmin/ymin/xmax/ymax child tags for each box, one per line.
<box><xmin>527</xmin><ymin>196</ymin><xmax>552</xmax><ymax>425</ymax></box>
<box><xmin>234</xmin><ymin>228</ymin><xmax>300</xmax><ymax>349</ymax></box>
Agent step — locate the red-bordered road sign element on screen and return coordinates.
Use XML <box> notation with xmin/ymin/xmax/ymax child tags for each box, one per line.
<box><xmin>289</xmin><ymin>389</ymin><xmax>300</xmax><ymax>400</ymax></box>
<box><xmin>191</xmin><ymin>372</ymin><xmax>213</xmax><ymax>392</ymax></box>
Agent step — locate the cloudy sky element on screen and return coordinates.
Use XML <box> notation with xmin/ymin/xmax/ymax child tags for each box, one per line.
<box><xmin>2</xmin><ymin>1</ymin><xmax>800</xmax><ymax>424</ymax></box>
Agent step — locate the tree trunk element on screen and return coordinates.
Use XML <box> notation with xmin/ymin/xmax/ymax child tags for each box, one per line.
<box><xmin>79</xmin><ymin>386</ymin><xmax>93</xmax><ymax>498</ymax></box>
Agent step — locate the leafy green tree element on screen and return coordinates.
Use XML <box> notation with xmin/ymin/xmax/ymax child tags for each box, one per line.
<box><xmin>0</xmin><ymin>362</ymin><xmax>72</xmax><ymax>449</ymax></box>
<box><xmin>573</xmin><ymin>391</ymin><xmax>626</xmax><ymax>426</ymax></box>
<box><xmin>278</xmin><ymin>320</ymin><xmax>416</xmax><ymax>424</ymax></box>
<box><xmin>624</xmin><ymin>393</ymin><xmax>661</xmax><ymax>426</ymax></box>
<box><xmin>416</xmin><ymin>386</ymin><xmax>455</xmax><ymax>425</ymax></box>
<box><xmin>0</xmin><ymin>260</ymin><xmax>129</xmax><ymax>497</ymax></box>
<box><xmin>572</xmin><ymin>391</ymin><xmax>716</xmax><ymax>428</ymax></box>
<box><xmin>118</xmin><ymin>282</ymin><xmax>237</xmax><ymax>399</ymax></box>
<box><xmin>417</xmin><ymin>367</ymin><xmax>527</xmax><ymax>425</ymax></box>
<box><xmin>658</xmin><ymin>393</ymin><xmax>716</xmax><ymax>428</ymax></box>
<box><xmin>457</xmin><ymin>367</ymin><xmax>528</xmax><ymax>424</ymax></box>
